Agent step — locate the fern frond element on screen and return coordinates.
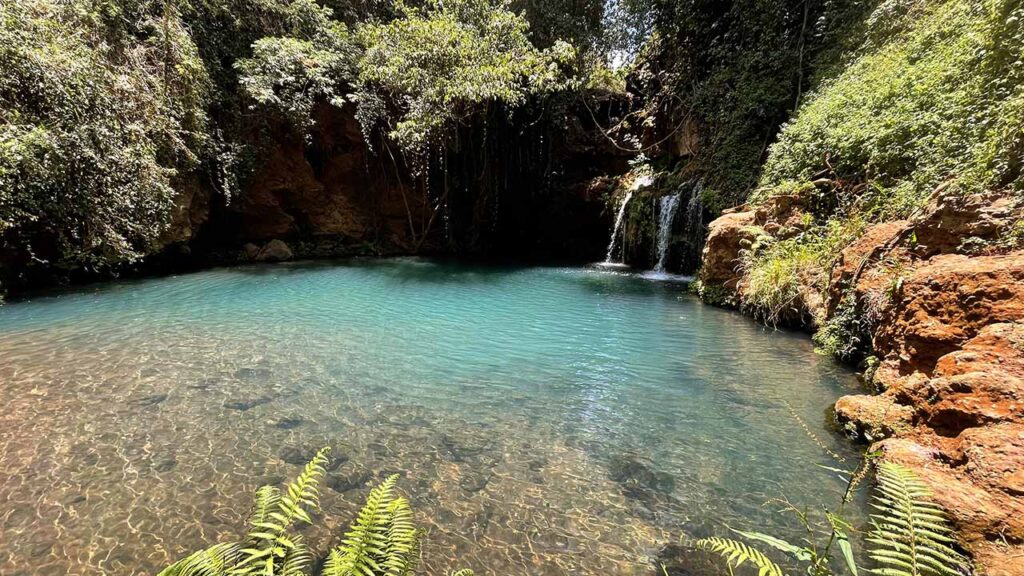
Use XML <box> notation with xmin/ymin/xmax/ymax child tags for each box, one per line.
<box><xmin>383</xmin><ymin>497</ymin><xmax>419</xmax><ymax>576</ymax></box>
<box><xmin>694</xmin><ymin>537</ymin><xmax>787</xmax><ymax>576</ymax></box>
<box><xmin>325</xmin><ymin>474</ymin><xmax>422</xmax><ymax>576</ymax></box>
<box><xmin>246</xmin><ymin>481</ymin><xmax>282</xmax><ymax>532</ymax></box>
<box><xmin>232</xmin><ymin>447</ymin><xmax>331</xmax><ymax>576</ymax></box>
<box><xmin>278</xmin><ymin>534</ymin><xmax>313</xmax><ymax>576</ymax></box>
<box><xmin>158</xmin><ymin>542</ymin><xmax>243</xmax><ymax>576</ymax></box>
<box><xmin>868</xmin><ymin>462</ymin><xmax>971</xmax><ymax>576</ymax></box>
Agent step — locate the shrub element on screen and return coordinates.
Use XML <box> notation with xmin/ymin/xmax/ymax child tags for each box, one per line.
<box><xmin>758</xmin><ymin>0</ymin><xmax>1024</xmax><ymax>204</ymax></box>
<box><xmin>0</xmin><ymin>0</ymin><xmax>209</xmax><ymax>270</ymax></box>
<box><xmin>739</xmin><ymin>217</ymin><xmax>866</xmax><ymax>325</ymax></box>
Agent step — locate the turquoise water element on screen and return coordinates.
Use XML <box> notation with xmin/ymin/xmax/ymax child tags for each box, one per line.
<box><xmin>0</xmin><ymin>259</ymin><xmax>863</xmax><ymax>575</ymax></box>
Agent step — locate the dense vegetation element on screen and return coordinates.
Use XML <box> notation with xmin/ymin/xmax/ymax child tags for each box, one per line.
<box><xmin>0</xmin><ymin>0</ymin><xmax>210</xmax><ymax>270</ymax></box>
<box><xmin>0</xmin><ymin>0</ymin><xmax>898</xmax><ymax>290</ymax></box>
<box><xmin>729</xmin><ymin>0</ymin><xmax>1024</xmax><ymax>339</ymax></box>
<box><xmin>4</xmin><ymin>0</ymin><xmax>1020</xmax><ymax>319</ymax></box>
<box><xmin>0</xmin><ymin>0</ymin><xmax>613</xmax><ymax>290</ymax></box>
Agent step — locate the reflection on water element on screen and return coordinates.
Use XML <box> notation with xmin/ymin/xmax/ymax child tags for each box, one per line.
<box><xmin>0</xmin><ymin>259</ymin><xmax>863</xmax><ymax>575</ymax></box>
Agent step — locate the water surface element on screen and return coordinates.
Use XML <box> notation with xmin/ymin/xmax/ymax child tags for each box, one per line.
<box><xmin>0</xmin><ymin>259</ymin><xmax>862</xmax><ymax>575</ymax></box>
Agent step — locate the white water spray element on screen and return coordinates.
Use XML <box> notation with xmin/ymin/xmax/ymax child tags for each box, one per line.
<box><xmin>653</xmin><ymin>192</ymin><xmax>683</xmax><ymax>272</ymax></box>
<box><xmin>603</xmin><ymin>190</ymin><xmax>635</xmax><ymax>264</ymax></box>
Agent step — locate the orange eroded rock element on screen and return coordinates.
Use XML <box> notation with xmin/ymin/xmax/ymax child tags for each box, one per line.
<box><xmin>873</xmin><ymin>252</ymin><xmax>1024</xmax><ymax>374</ymax></box>
<box><xmin>699</xmin><ymin>191</ymin><xmax>1024</xmax><ymax>572</ymax></box>
<box><xmin>699</xmin><ymin>209</ymin><xmax>756</xmax><ymax>288</ymax></box>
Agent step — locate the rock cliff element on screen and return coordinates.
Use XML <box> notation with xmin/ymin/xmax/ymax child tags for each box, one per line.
<box><xmin>699</xmin><ymin>191</ymin><xmax>1024</xmax><ymax>574</ymax></box>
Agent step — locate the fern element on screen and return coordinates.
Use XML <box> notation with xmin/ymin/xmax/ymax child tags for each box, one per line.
<box><xmin>161</xmin><ymin>449</ymin><xmax>473</xmax><ymax>576</ymax></box>
<box><xmin>158</xmin><ymin>543</ymin><xmax>244</xmax><ymax>576</ymax></box>
<box><xmin>868</xmin><ymin>463</ymin><xmax>970</xmax><ymax>576</ymax></box>
<box><xmin>692</xmin><ymin>461</ymin><xmax>971</xmax><ymax>576</ymax></box>
<box><xmin>694</xmin><ymin>536</ymin><xmax>787</xmax><ymax>576</ymax></box>
<box><xmin>233</xmin><ymin>447</ymin><xmax>330</xmax><ymax>575</ymax></box>
<box><xmin>324</xmin><ymin>474</ymin><xmax>418</xmax><ymax>576</ymax></box>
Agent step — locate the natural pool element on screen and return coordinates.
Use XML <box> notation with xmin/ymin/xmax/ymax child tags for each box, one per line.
<box><xmin>0</xmin><ymin>259</ymin><xmax>864</xmax><ymax>576</ymax></box>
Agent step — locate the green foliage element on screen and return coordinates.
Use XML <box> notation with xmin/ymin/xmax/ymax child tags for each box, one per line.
<box><xmin>814</xmin><ymin>295</ymin><xmax>872</xmax><ymax>362</ymax></box>
<box><xmin>868</xmin><ymin>463</ymin><xmax>970</xmax><ymax>576</ymax></box>
<box><xmin>739</xmin><ymin>217</ymin><xmax>866</xmax><ymax>325</ymax></box>
<box><xmin>0</xmin><ymin>0</ymin><xmax>209</xmax><ymax>269</ymax></box>
<box><xmin>624</xmin><ymin>0</ymin><xmax>874</xmax><ymax>213</ymax></box>
<box><xmin>758</xmin><ymin>0</ymin><xmax>1024</xmax><ymax>204</ymax></box>
<box><xmin>692</xmin><ymin>460</ymin><xmax>971</xmax><ymax>576</ymax></box>
<box><xmin>694</xmin><ymin>536</ymin><xmax>786</xmax><ymax>576</ymax></box>
<box><xmin>354</xmin><ymin>0</ymin><xmax>577</xmax><ymax>157</ymax></box>
<box><xmin>235</xmin><ymin>1</ymin><xmax>358</xmax><ymax>132</ymax></box>
<box><xmin>323</xmin><ymin>474</ymin><xmax>419</xmax><ymax>576</ymax></box>
<box><xmin>691</xmin><ymin>280</ymin><xmax>736</xmax><ymax>308</ymax></box>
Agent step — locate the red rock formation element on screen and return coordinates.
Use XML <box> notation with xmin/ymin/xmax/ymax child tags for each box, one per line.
<box><xmin>699</xmin><ymin>190</ymin><xmax>1024</xmax><ymax>573</ymax></box>
<box><xmin>699</xmin><ymin>208</ymin><xmax>756</xmax><ymax>288</ymax></box>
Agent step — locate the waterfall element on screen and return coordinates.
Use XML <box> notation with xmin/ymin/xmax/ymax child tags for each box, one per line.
<box><xmin>653</xmin><ymin>191</ymin><xmax>683</xmax><ymax>272</ymax></box>
<box><xmin>603</xmin><ymin>190</ymin><xmax>634</xmax><ymax>264</ymax></box>
<box><xmin>684</xmin><ymin>182</ymin><xmax>705</xmax><ymax>268</ymax></box>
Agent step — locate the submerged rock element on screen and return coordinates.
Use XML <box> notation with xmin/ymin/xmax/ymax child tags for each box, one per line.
<box><xmin>127</xmin><ymin>393</ymin><xmax>168</xmax><ymax>407</ymax></box>
<box><xmin>233</xmin><ymin>367</ymin><xmax>272</xmax><ymax>382</ymax></box>
<box><xmin>607</xmin><ymin>455</ymin><xmax>676</xmax><ymax>495</ymax></box>
<box><xmin>224</xmin><ymin>396</ymin><xmax>273</xmax><ymax>411</ymax></box>
<box><xmin>278</xmin><ymin>445</ymin><xmax>320</xmax><ymax>466</ymax></box>
<box><xmin>152</xmin><ymin>456</ymin><xmax>177</xmax><ymax>473</ymax></box>
<box><xmin>458</xmin><ymin>469</ymin><xmax>494</xmax><ymax>494</ymax></box>
<box><xmin>325</xmin><ymin>467</ymin><xmax>373</xmax><ymax>493</ymax></box>
<box><xmin>439</xmin><ymin>432</ymin><xmax>493</xmax><ymax>463</ymax></box>
<box><xmin>273</xmin><ymin>416</ymin><xmax>304</xmax><ymax>430</ymax></box>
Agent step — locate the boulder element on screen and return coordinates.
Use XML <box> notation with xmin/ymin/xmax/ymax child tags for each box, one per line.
<box><xmin>834</xmin><ymin>394</ymin><xmax>914</xmax><ymax>441</ymax></box>
<box><xmin>872</xmin><ymin>252</ymin><xmax>1024</xmax><ymax>374</ymax></box>
<box><xmin>242</xmin><ymin>242</ymin><xmax>261</xmax><ymax>260</ymax></box>
<box><xmin>255</xmin><ymin>239</ymin><xmax>293</xmax><ymax>262</ymax></box>
<box><xmin>699</xmin><ymin>209</ymin><xmax>756</xmax><ymax>288</ymax></box>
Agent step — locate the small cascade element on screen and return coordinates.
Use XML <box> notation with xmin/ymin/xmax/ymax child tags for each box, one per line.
<box><xmin>603</xmin><ymin>190</ymin><xmax>635</xmax><ymax>264</ymax></box>
<box><xmin>653</xmin><ymin>191</ymin><xmax>683</xmax><ymax>272</ymax></box>
<box><xmin>684</xmin><ymin>181</ymin><xmax>705</xmax><ymax>268</ymax></box>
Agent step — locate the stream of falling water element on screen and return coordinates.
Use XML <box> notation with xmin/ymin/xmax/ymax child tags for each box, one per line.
<box><xmin>603</xmin><ymin>190</ymin><xmax>635</xmax><ymax>264</ymax></box>
<box><xmin>653</xmin><ymin>192</ymin><xmax>683</xmax><ymax>272</ymax></box>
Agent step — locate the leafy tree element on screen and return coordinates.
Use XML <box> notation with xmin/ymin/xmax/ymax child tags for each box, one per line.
<box><xmin>235</xmin><ymin>0</ymin><xmax>358</xmax><ymax>133</ymax></box>
<box><xmin>353</xmin><ymin>0</ymin><xmax>577</xmax><ymax>159</ymax></box>
<box><xmin>0</xmin><ymin>0</ymin><xmax>209</xmax><ymax>272</ymax></box>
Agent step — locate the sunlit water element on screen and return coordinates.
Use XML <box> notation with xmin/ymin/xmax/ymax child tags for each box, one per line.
<box><xmin>0</xmin><ymin>259</ymin><xmax>864</xmax><ymax>576</ymax></box>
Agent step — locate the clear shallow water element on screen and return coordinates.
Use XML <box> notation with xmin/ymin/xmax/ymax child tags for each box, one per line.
<box><xmin>0</xmin><ymin>259</ymin><xmax>863</xmax><ymax>575</ymax></box>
